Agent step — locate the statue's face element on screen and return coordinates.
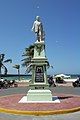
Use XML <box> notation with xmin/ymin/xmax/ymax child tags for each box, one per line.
<box><xmin>36</xmin><ymin>16</ymin><xmax>40</xmax><ymax>21</ymax></box>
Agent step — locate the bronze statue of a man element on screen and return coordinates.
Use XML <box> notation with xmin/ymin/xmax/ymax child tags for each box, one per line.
<box><xmin>32</xmin><ymin>16</ymin><xmax>45</xmax><ymax>42</ymax></box>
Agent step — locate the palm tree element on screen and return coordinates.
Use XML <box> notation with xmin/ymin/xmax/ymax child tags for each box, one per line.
<box><xmin>13</xmin><ymin>64</ymin><xmax>20</xmax><ymax>80</ymax></box>
<box><xmin>22</xmin><ymin>44</ymin><xmax>34</xmax><ymax>73</ymax></box>
<box><xmin>22</xmin><ymin>44</ymin><xmax>51</xmax><ymax>73</ymax></box>
<box><xmin>0</xmin><ymin>54</ymin><xmax>12</xmax><ymax>76</ymax></box>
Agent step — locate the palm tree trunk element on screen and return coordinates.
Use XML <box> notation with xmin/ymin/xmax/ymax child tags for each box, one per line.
<box><xmin>0</xmin><ymin>66</ymin><xmax>1</xmax><ymax>80</ymax></box>
<box><xmin>18</xmin><ymin>69</ymin><xmax>20</xmax><ymax>81</ymax></box>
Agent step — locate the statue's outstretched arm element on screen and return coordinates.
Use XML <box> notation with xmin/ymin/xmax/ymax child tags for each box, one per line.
<box><xmin>31</xmin><ymin>22</ymin><xmax>35</xmax><ymax>32</ymax></box>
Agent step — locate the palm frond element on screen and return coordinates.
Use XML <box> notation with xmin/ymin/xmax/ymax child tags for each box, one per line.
<box><xmin>2</xmin><ymin>64</ymin><xmax>8</xmax><ymax>75</ymax></box>
<box><xmin>22</xmin><ymin>44</ymin><xmax>34</xmax><ymax>73</ymax></box>
<box><xmin>0</xmin><ymin>54</ymin><xmax>12</xmax><ymax>75</ymax></box>
<box><xmin>13</xmin><ymin>64</ymin><xmax>20</xmax><ymax>69</ymax></box>
<box><xmin>4</xmin><ymin>59</ymin><xmax>12</xmax><ymax>63</ymax></box>
<box><xmin>0</xmin><ymin>54</ymin><xmax>5</xmax><ymax>61</ymax></box>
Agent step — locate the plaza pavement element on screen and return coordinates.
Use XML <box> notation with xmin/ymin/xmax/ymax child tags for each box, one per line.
<box><xmin>0</xmin><ymin>111</ymin><xmax>80</xmax><ymax>120</ymax></box>
<box><xmin>0</xmin><ymin>86</ymin><xmax>80</xmax><ymax>120</ymax></box>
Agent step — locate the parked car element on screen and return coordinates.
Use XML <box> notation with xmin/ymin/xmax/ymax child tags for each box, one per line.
<box><xmin>55</xmin><ymin>77</ymin><xmax>66</xmax><ymax>83</ymax></box>
<box><xmin>48</xmin><ymin>76</ymin><xmax>56</xmax><ymax>87</ymax></box>
<box><xmin>72</xmin><ymin>77</ymin><xmax>80</xmax><ymax>87</ymax></box>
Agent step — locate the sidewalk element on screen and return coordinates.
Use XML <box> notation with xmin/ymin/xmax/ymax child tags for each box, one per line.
<box><xmin>0</xmin><ymin>111</ymin><xmax>80</xmax><ymax>120</ymax></box>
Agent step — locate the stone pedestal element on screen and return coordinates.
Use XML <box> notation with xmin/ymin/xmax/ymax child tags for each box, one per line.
<box><xmin>27</xmin><ymin>89</ymin><xmax>52</xmax><ymax>101</ymax></box>
<box><xmin>27</xmin><ymin>41</ymin><xmax>52</xmax><ymax>101</ymax></box>
<box><xmin>29</xmin><ymin>41</ymin><xmax>49</xmax><ymax>90</ymax></box>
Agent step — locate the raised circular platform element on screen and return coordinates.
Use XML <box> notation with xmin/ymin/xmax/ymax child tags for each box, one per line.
<box><xmin>0</xmin><ymin>93</ymin><xmax>80</xmax><ymax>116</ymax></box>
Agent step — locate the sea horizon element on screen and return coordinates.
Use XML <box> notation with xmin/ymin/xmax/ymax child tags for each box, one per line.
<box><xmin>0</xmin><ymin>73</ymin><xmax>80</xmax><ymax>81</ymax></box>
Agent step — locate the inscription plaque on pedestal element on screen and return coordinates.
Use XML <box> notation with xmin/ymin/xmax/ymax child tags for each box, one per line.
<box><xmin>35</xmin><ymin>66</ymin><xmax>44</xmax><ymax>82</ymax></box>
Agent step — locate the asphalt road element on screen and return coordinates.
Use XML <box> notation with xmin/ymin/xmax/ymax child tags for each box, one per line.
<box><xmin>0</xmin><ymin>86</ymin><xmax>80</xmax><ymax>120</ymax></box>
<box><xmin>0</xmin><ymin>86</ymin><xmax>80</xmax><ymax>97</ymax></box>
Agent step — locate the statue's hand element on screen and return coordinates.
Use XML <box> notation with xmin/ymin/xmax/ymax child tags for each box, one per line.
<box><xmin>31</xmin><ymin>28</ymin><xmax>34</xmax><ymax>32</ymax></box>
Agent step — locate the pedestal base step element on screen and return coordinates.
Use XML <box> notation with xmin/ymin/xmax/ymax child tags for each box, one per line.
<box><xmin>18</xmin><ymin>96</ymin><xmax>60</xmax><ymax>103</ymax></box>
<box><xmin>27</xmin><ymin>89</ymin><xmax>52</xmax><ymax>101</ymax></box>
<box><xmin>18</xmin><ymin>89</ymin><xmax>60</xmax><ymax>103</ymax></box>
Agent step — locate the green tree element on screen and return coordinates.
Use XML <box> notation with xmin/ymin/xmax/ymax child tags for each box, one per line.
<box><xmin>0</xmin><ymin>54</ymin><xmax>12</xmax><ymax>76</ymax></box>
<box><xmin>13</xmin><ymin>64</ymin><xmax>20</xmax><ymax>80</ymax></box>
<box><xmin>22</xmin><ymin>44</ymin><xmax>34</xmax><ymax>73</ymax></box>
<box><xmin>22</xmin><ymin>44</ymin><xmax>50</xmax><ymax>73</ymax></box>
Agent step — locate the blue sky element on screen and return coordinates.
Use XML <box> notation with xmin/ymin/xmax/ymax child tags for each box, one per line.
<box><xmin>0</xmin><ymin>0</ymin><xmax>80</xmax><ymax>75</ymax></box>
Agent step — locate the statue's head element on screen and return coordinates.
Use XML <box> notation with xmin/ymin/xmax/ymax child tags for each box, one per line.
<box><xmin>36</xmin><ymin>16</ymin><xmax>40</xmax><ymax>21</ymax></box>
